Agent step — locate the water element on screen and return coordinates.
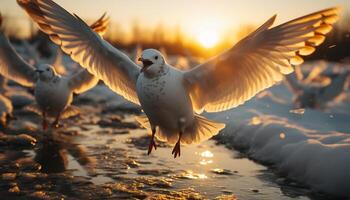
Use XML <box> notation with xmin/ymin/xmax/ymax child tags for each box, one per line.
<box><xmin>26</xmin><ymin>121</ymin><xmax>313</xmax><ymax>200</ymax></box>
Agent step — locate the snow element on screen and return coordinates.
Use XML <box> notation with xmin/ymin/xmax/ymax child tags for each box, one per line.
<box><xmin>209</xmin><ymin>61</ymin><xmax>350</xmax><ymax>197</ymax></box>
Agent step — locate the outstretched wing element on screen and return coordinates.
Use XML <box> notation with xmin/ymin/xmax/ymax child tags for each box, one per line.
<box><xmin>17</xmin><ymin>0</ymin><xmax>110</xmax><ymax>38</ymax></box>
<box><xmin>184</xmin><ymin>7</ymin><xmax>340</xmax><ymax>113</ymax></box>
<box><xmin>0</xmin><ymin>18</ymin><xmax>36</xmax><ymax>87</ymax></box>
<box><xmin>50</xmin><ymin>13</ymin><xmax>110</xmax><ymax>75</ymax></box>
<box><xmin>18</xmin><ymin>0</ymin><xmax>140</xmax><ymax>105</ymax></box>
<box><xmin>68</xmin><ymin>69</ymin><xmax>99</xmax><ymax>94</ymax></box>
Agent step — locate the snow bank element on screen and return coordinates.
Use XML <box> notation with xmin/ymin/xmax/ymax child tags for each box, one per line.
<box><xmin>210</xmin><ymin>62</ymin><xmax>350</xmax><ymax>197</ymax></box>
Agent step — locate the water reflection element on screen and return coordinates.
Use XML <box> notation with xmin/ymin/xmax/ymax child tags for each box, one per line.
<box><xmin>34</xmin><ymin>137</ymin><xmax>68</xmax><ymax>173</ymax></box>
<box><xmin>180</xmin><ymin>170</ymin><xmax>208</xmax><ymax>180</ymax></box>
<box><xmin>200</xmin><ymin>150</ymin><xmax>214</xmax><ymax>158</ymax></box>
<box><xmin>34</xmin><ymin>131</ymin><xmax>95</xmax><ymax>174</ymax></box>
<box><xmin>199</xmin><ymin>150</ymin><xmax>213</xmax><ymax>165</ymax></box>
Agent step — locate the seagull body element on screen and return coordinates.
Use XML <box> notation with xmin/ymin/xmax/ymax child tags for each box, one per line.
<box><xmin>34</xmin><ymin>65</ymin><xmax>74</xmax><ymax>119</ymax></box>
<box><xmin>136</xmin><ymin>55</ymin><xmax>215</xmax><ymax>143</ymax></box>
<box><xmin>19</xmin><ymin>0</ymin><xmax>340</xmax><ymax>157</ymax></box>
<box><xmin>0</xmin><ymin>12</ymin><xmax>109</xmax><ymax>130</ymax></box>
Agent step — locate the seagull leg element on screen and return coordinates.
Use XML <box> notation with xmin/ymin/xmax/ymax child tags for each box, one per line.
<box><xmin>147</xmin><ymin>126</ymin><xmax>157</xmax><ymax>155</ymax></box>
<box><xmin>42</xmin><ymin>111</ymin><xmax>48</xmax><ymax>131</ymax></box>
<box><xmin>51</xmin><ymin>113</ymin><xmax>61</xmax><ymax>128</ymax></box>
<box><xmin>148</xmin><ymin>126</ymin><xmax>157</xmax><ymax>155</ymax></box>
<box><xmin>172</xmin><ymin>118</ymin><xmax>186</xmax><ymax>158</ymax></box>
<box><xmin>172</xmin><ymin>131</ymin><xmax>183</xmax><ymax>158</ymax></box>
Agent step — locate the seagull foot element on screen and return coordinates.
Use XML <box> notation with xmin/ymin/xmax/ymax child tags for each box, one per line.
<box><xmin>172</xmin><ymin>141</ymin><xmax>181</xmax><ymax>158</ymax></box>
<box><xmin>51</xmin><ymin>122</ymin><xmax>60</xmax><ymax>129</ymax></box>
<box><xmin>147</xmin><ymin>139</ymin><xmax>157</xmax><ymax>155</ymax></box>
<box><xmin>42</xmin><ymin>120</ymin><xmax>48</xmax><ymax>131</ymax></box>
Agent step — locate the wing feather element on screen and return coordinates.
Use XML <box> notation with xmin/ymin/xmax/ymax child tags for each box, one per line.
<box><xmin>0</xmin><ymin>28</ymin><xmax>36</xmax><ymax>87</ymax></box>
<box><xmin>185</xmin><ymin>7</ymin><xmax>340</xmax><ymax>113</ymax></box>
<box><xmin>68</xmin><ymin>69</ymin><xmax>99</xmax><ymax>94</ymax></box>
<box><xmin>18</xmin><ymin>0</ymin><xmax>141</xmax><ymax>105</ymax></box>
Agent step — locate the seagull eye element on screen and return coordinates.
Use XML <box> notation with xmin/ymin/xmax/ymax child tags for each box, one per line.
<box><xmin>46</xmin><ymin>69</ymin><xmax>50</xmax><ymax>71</ymax></box>
<box><xmin>155</xmin><ymin>56</ymin><xmax>158</xmax><ymax>60</ymax></box>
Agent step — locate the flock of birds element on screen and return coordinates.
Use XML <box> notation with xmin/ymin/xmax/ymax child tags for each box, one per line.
<box><xmin>0</xmin><ymin>0</ymin><xmax>346</xmax><ymax>158</ymax></box>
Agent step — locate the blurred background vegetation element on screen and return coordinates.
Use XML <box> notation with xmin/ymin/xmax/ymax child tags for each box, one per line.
<box><xmin>1</xmin><ymin>12</ymin><xmax>349</xmax><ymax>62</ymax></box>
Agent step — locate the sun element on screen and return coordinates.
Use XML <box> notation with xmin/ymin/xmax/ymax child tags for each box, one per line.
<box><xmin>197</xmin><ymin>30</ymin><xmax>219</xmax><ymax>48</ymax></box>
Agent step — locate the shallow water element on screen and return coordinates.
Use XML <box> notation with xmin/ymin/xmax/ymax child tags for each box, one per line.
<box><xmin>0</xmin><ymin>98</ymin><xmax>333</xmax><ymax>199</ymax></box>
<box><xmin>13</xmin><ymin>119</ymin><xmax>314</xmax><ymax>199</ymax></box>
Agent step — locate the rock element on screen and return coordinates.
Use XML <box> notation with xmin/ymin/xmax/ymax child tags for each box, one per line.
<box><xmin>0</xmin><ymin>133</ymin><xmax>37</xmax><ymax>148</ymax></box>
<box><xmin>8</xmin><ymin>121</ymin><xmax>38</xmax><ymax>132</ymax></box>
<box><xmin>16</xmin><ymin>134</ymin><xmax>37</xmax><ymax>146</ymax></box>
<box><xmin>137</xmin><ymin>169</ymin><xmax>172</xmax><ymax>176</ymax></box>
<box><xmin>8</xmin><ymin>185</ymin><xmax>20</xmax><ymax>193</ymax></box>
<box><xmin>210</xmin><ymin>168</ymin><xmax>233</xmax><ymax>175</ymax></box>
<box><xmin>215</xmin><ymin>194</ymin><xmax>238</xmax><ymax>200</ymax></box>
<box><xmin>30</xmin><ymin>191</ymin><xmax>50</xmax><ymax>199</ymax></box>
<box><xmin>125</xmin><ymin>159</ymin><xmax>141</xmax><ymax>168</ymax></box>
<box><xmin>97</xmin><ymin>117</ymin><xmax>139</xmax><ymax>129</ymax></box>
<box><xmin>251</xmin><ymin>189</ymin><xmax>259</xmax><ymax>193</ymax></box>
<box><xmin>2</xmin><ymin>172</ymin><xmax>16</xmax><ymax>181</ymax></box>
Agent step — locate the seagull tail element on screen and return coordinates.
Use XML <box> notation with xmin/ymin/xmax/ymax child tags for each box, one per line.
<box><xmin>180</xmin><ymin>115</ymin><xmax>225</xmax><ymax>145</ymax></box>
<box><xmin>61</xmin><ymin>105</ymin><xmax>80</xmax><ymax>119</ymax></box>
<box><xmin>135</xmin><ymin>115</ymin><xmax>225</xmax><ymax>145</ymax></box>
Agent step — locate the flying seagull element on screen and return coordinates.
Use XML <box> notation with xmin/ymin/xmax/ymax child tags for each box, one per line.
<box><xmin>18</xmin><ymin>0</ymin><xmax>339</xmax><ymax>157</ymax></box>
<box><xmin>0</xmin><ymin>11</ymin><xmax>109</xmax><ymax>130</ymax></box>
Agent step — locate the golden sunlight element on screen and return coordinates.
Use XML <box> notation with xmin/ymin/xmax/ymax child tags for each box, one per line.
<box><xmin>197</xmin><ymin>30</ymin><xmax>219</xmax><ymax>48</ymax></box>
<box><xmin>190</xmin><ymin>18</ymin><xmax>224</xmax><ymax>49</ymax></box>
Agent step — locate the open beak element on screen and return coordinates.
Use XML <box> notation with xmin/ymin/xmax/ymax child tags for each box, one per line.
<box><xmin>35</xmin><ymin>69</ymin><xmax>44</xmax><ymax>74</ymax></box>
<box><xmin>139</xmin><ymin>58</ymin><xmax>153</xmax><ymax>73</ymax></box>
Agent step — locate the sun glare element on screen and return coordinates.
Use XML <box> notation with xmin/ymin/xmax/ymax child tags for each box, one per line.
<box><xmin>197</xmin><ymin>30</ymin><xmax>219</xmax><ymax>48</ymax></box>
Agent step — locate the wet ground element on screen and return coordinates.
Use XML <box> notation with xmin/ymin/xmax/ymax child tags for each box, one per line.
<box><xmin>0</xmin><ymin>89</ymin><xmax>331</xmax><ymax>200</ymax></box>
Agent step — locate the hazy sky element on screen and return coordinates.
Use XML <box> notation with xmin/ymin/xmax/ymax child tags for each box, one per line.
<box><xmin>1</xmin><ymin>0</ymin><xmax>349</xmax><ymax>39</ymax></box>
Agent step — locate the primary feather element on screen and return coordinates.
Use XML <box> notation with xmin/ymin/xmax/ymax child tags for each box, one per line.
<box><xmin>184</xmin><ymin>7</ymin><xmax>340</xmax><ymax>113</ymax></box>
<box><xmin>18</xmin><ymin>0</ymin><xmax>141</xmax><ymax>105</ymax></box>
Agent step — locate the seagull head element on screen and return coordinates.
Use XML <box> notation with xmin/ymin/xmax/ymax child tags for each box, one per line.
<box><xmin>139</xmin><ymin>49</ymin><xmax>165</xmax><ymax>73</ymax></box>
<box><xmin>35</xmin><ymin>64</ymin><xmax>57</xmax><ymax>80</ymax></box>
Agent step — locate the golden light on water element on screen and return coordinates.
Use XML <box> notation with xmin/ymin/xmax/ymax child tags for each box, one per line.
<box><xmin>201</xmin><ymin>150</ymin><xmax>214</xmax><ymax>158</ymax></box>
<box><xmin>280</xmin><ymin>132</ymin><xmax>286</xmax><ymax>139</ymax></box>
<box><xmin>250</xmin><ymin>116</ymin><xmax>262</xmax><ymax>125</ymax></box>
<box><xmin>199</xmin><ymin>159</ymin><xmax>213</xmax><ymax>165</ymax></box>
<box><xmin>182</xmin><ymin>170</ymin><xmax>208</xmax><ymax>180</ymax></box>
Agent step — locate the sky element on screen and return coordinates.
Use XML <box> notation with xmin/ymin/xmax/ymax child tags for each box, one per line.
<box><xmin>1</xmin><ymin>0</ymin><xmax>350</xmax><ymax>41</ymax></box>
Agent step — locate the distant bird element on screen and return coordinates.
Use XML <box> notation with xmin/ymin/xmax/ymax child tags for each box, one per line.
<box><xmin>0</xmin><ymin>12</ymin><xmax>109</xmax><ymax>130</ymax></box>
<box><xmin>285</xmin><ymin>64</ymin><xmax>350</xmax><ymax>109</ymax></box>
<box><xmin>20</xmin><ymin>0</ymin><xmax>339</xmax><ymax>157</ymax></box>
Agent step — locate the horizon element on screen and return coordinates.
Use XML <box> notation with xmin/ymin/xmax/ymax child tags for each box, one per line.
<box><xmin>2</xmin><ymin>0</ymin><xmax>349</xmax><ymax>40</ymax></box>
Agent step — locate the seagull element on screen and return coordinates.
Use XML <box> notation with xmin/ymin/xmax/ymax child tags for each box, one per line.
<box><xmin>285</xmin><ymin>67</ymin><xmax>350</xmax><ymax>109</ymax></box>
<box><xmin>19</xmin><ymin>0</ymin><xmax>339</xmax><ymax>157</ymax></box>
<box><xmin>0</xmin><ymin>11</ymin><xmax>109</xmax><ymax>130</ymax></box>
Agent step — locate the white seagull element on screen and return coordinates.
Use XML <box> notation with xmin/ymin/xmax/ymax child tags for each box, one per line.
<box><xmin>19</xmin><ymin>0</ymin><xmax>339</xmax><ymax>157</ymax></box>
<box><xmin>0</xmin><ymin>10</ymin><xmax>109</xmax><ymax>130</ymax></box>
<box><xmin>285</xmin><ymin>67</ymin><xmax>350</xmax><ymax>109</ymax></box>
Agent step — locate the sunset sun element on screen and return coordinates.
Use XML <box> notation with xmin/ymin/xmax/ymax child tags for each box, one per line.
<box><xmin>197</xmin><ymin>30</ymin><xmax>219</xmax><ymax>48</ymax></box>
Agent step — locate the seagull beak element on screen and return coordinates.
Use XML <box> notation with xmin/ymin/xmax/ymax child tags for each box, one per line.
<box><xmin>35</xmin><ymin>69</ymin><xmax>44</xmax><ymax>74</ymax></box>
<box><xmin>140</xmin><ymin>59</ymin><xmax>153</xmax><ymax>73</ymax></box>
